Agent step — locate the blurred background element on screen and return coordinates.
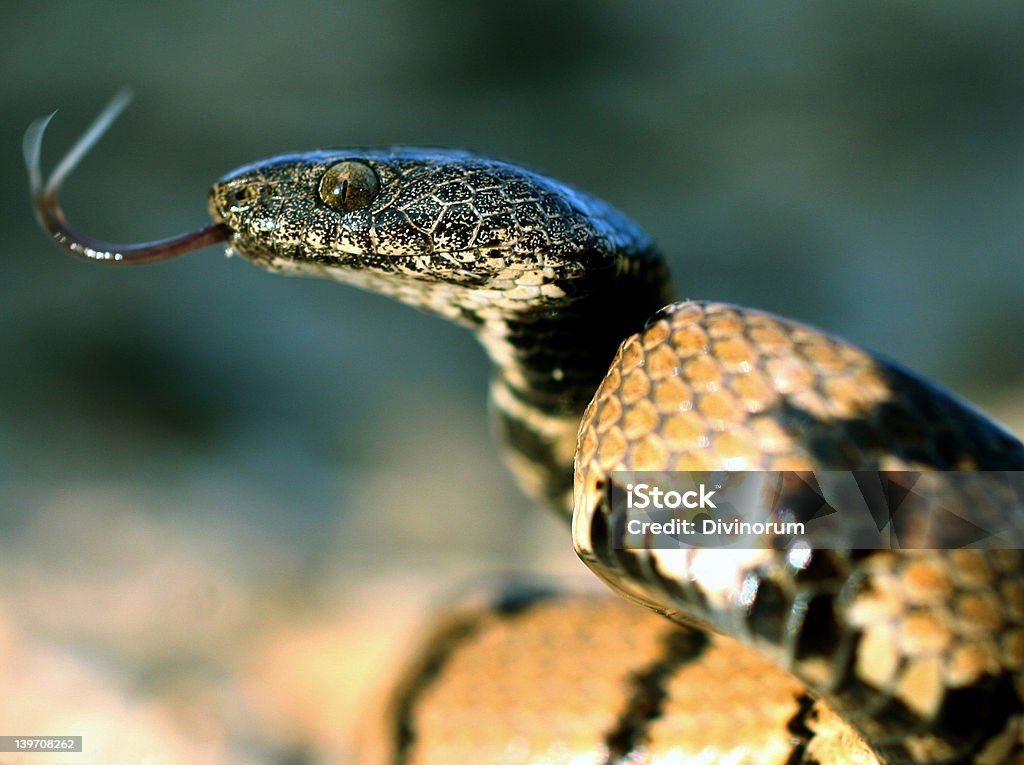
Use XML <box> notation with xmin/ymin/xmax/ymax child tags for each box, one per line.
<box><xmin>2</xmin><ymin>2</ymin><xmax>1023</xmax><ymax>763</ymax></box>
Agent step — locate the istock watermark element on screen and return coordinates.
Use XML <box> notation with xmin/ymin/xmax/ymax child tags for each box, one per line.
<box><xmin>606</xmin><ymin>470</ymin><xmax>1024</xmax><ymax>549</ymax></box>
<box><xmin>624</xmin><ymin>481</ymin><xmax>720</xmax><ymax>510</ymax></box>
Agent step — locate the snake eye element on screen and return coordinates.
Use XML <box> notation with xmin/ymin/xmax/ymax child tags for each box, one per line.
<box><xmin>319</xmin><ymin>160</ymin><xmax>380</xmax><ymax>212</ymax></box>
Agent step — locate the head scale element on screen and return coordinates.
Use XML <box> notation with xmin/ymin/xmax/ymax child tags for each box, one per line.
<box><xmin>208</xmin><ymin>148</ymin><xmax>652</xmax><ymax>320</ymax></box>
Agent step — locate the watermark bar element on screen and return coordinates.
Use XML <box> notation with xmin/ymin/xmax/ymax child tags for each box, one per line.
<box><xmin>0</xmin><ymin>737</ymin><xmax>82</xmax><ymax>752</ymax></box>
<box><xmin>607</xmin><ymin>471</ymin><xmax>1024</xmax><ymax>549</ymax></box>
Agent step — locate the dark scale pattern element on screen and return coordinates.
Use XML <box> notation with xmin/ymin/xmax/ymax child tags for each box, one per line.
<box><xmin>211</xmin><ymin>149</ymin><xmax>654</xmax><ymax>274</ymax></box>
<box><xmin>575</xmin><ymin>302</ymin><xmax>1024</xmax><ymax>485</ymax></box>
<box><xmin>574</xmin><ymin>301</ymin><xmax>1024</xmax><ymax>762</ymax></box>
<box><xmin>370</xmin><ymin>590</ymin><xmax>881</xmax><ymax>765</ymax></box>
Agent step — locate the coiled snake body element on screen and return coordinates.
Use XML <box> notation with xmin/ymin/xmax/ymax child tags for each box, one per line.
<box><xmin>25</xmin><ymin>95</ymin><xmax>1024</xmax><ymax>764</ymax></box>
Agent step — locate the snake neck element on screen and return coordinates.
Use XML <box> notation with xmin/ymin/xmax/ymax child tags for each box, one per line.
<box><xmin>480</xmin><ymin>249</ymin><xmax>673</xmax><ymax>519</ymax></box>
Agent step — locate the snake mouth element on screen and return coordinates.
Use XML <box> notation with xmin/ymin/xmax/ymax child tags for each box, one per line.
<box><xmin>23</xmin><ymin>89</ymin><xmax>233</xmax><ymax>265</ymax></box>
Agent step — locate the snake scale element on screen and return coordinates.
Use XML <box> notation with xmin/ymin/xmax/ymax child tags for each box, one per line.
<box><xmin>24</xmin><ymin>94</ymin><xmax>1024</xmax><ymax>764</ymax></box>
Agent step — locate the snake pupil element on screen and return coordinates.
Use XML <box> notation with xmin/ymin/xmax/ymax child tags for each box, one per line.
<box><xmin>319</xmin><ymin>160</ymin><xmax>379</xmax><ymax>212</ymax></box>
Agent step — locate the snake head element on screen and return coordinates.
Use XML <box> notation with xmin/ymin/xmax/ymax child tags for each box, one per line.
<box><xmin>209</xmin><ymin>148</ymin><xmax>655</xmax><ymax>319</ymax></box>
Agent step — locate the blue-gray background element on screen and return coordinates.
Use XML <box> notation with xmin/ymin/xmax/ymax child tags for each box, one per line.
<box><xmin>2</xmin><ymin>3</ymin><xmax>1023</xmax><ymax>762</ymax></box>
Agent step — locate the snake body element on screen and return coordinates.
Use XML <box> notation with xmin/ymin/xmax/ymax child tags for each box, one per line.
<box><xmin>25</xmin><ymin>97</ymin><xmax>1024</xmax><ymax>763</ymax></box>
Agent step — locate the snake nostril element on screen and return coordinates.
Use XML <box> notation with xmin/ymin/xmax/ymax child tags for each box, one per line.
<box><xmin>226</xmin><ymin>186</ymin><xmax>257</xmax><ymax>211</ymax></box>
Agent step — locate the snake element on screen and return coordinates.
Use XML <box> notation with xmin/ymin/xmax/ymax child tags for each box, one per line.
<box><xmin>24</xmin><ymin>93</ymin><xmax>1024</xmax><ymax>764</ymax></box>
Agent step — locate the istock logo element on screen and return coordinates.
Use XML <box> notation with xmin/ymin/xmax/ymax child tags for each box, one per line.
<box><xmin>624</xmin><ymin>482</ymin><xmax>718</xmax><ymax>510</ymax></box>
